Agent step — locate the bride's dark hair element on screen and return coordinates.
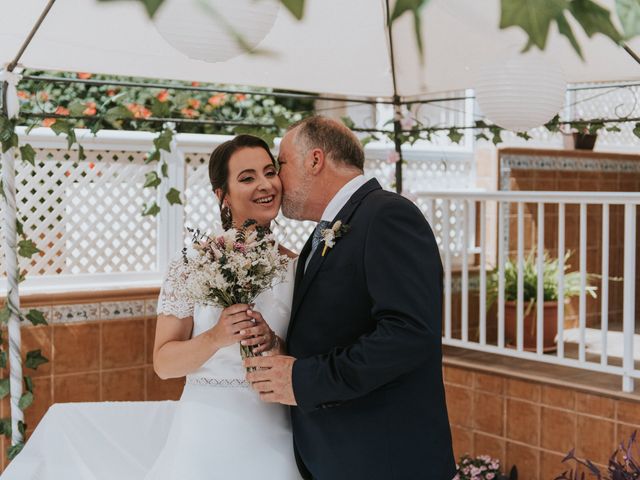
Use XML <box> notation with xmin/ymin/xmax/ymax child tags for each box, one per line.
<box><xmin>208</xmin><ymin>134</ymin><xmax>277</xmax><ymax>230</ymax></box>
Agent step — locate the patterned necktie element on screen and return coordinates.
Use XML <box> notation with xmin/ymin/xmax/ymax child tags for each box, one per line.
<box><xmin>310</xmin><ymin>220</ymin><xmax>331</xmax><ymax>256</ymax></box>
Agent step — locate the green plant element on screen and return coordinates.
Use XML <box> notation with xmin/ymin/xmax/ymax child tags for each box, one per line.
<box><xmin>486</xmin><ymin>250</ymin><xmax>598</xmax><ymax>315</ymax></box>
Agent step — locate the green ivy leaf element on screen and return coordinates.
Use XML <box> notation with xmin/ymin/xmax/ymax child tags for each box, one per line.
<box><xmin>104</xmin><ymin>105</ymin><xmax>133</xmax><ymax>129</ymax></box>
<box><xmin>78</xmin><ymin>144</ymin><xmax>86</xmax><ymax>161</ymax></box>
<box><xmin>50</xmin><ymin>119</ymin><xmax>72</xmax><ymax>137</ymax></box>
<box><xmin>18</xmin><ymin>421</ymin><xmax>26</xmax><ymax>436</ymax></box>
<box><xmin>19</xmin><ymin>144</ymin><xmax>36</xmax><ymax>167</ymax></box>
<box><xmin>500</xmin><ymin>0</ymin><xmax>568</xmax><ymax>50</ymax></box>
<box><xmin>68</xmin><ymin>99</ymin><xmax>86</xmax><ymax>117</ymax></box>
<box><xmin>24</xmin><ymin>376</ymin><xmax>33</xmax><ymax>394</ymax></box>
<box><xmin>16</xmin><ymin>219</ymin><xmax>24</xmax><ymax>237</ymax></box>
<box><xmin>143</xmin><ymin>171</ymin><xmax>162</xmax><ymax>189</ymax></box>
<box><xmin>475</xmin><ymin>132</ymin><xmax>490</xmax><ymax>141</ymax></box>
<box><xmin>145</xmin><ymin>150</ymin><xmax>161</xmax><ymax>164</ymax></box>
<box><xmin>0</xmin><ymin>379</ymin><xmax>9</xmax><ymax>399</ymax></box>
<box><xmin>26</xmin><ymin>309</ymin><xmax>47</xmax><ymax>326</ymax></box>
<box><xmin>0</xmin><ymin>418</ymin><xmax>10</xmax><ymax>438</ymax></box>
<box><xmin>569</xmin><ymin>0</ymin><xmax>624</xmax><ymax>43</ymax></box>
<box><xmin>166</xmin><ymin>188</ymin><xmax>183</xmax><ymax>206</ymax></box>
<box><xmin>447</xmin><ymin>127</ymin><xmax>464</xmax><ymax>144</ymax></box>
<box><xmin>545</xmin><ymin>114</ymin><xmax>562</xmax><ymax>133</ymax></box>
<box><xmin>605</xmin><ymin>125</ymin><xmax>622</xmax><ymax>132</ymax></box>
<box><xmin>150</xmin><ymin>97</ymin><xmax>171</xmax><ymax>118</ymax></box>
<box><xmin>556</xmin><ymin>12</ymin><xmax>584</xmax><ymax>59</ymax></box>
<box><xmin>360</xmin><ymin>135</ymin><xmax>375</xmax><ymax>147</ymax></box>
<box><xmin>18</xmin><ymin>392</ymin><xmax>33</xmax><ymax>411</ymax></box>
<box><xmin>491</xmin><ymin>129</ymin><xmax>504</xmax><ymax>145</ymax></box>
<box><xmin>616</xmin><ymin>0</ymin><xmax>640</xmax><ymax>37</ymax></box>
<box><xmin>390</xmin><ymin>0</ymin><xmax>429</xmax><ymax>22</ymax></box>
<box><xmin>153</xmin><ymin>129</ymin><xmax>173</xmax><ymax>153</ymax></box>
<box><xmin>161</xmin><ymin>162</ymin><xmax>168</xmax><ymax>178</ymax></box>
<box><xmin>0</xmin><ymin>305</ymin><xmax>10</xmax><ymax>324</ymax></box>
<box><xmin>516</xmin><ymin>131</ymin><xmax>532</xmax><ymax>140</ymax></box>
<box><xmin>274</xmin><ymin>113</ymin><xmax>290</xmax><ymax>130</ymax></box>
<box><xmin>66</xmin><ymin>129</ymin><xmax>77</xmax><ymax>150</ymax></box>
<box><xmin>25</xmin><ymin>350</ymin><xmax>49</xmax><ymax>370</ymax></box>
<box><xmin>17</xmin><ymin>239</ymin><xmax>41</xmax><ymax>259</ymax></box>
<box><xmin>280</xmin><ymin>0</ymin><xmax>305</xmax><ymax>20</ymax></box>
<box><xmin>1</xmin><ymin>132</ymin><xmax>19</xmax><ymax>153</ymax></box>
<box><xmin>142</xmin><ymin>202</ymin><xmax>161</xmax><ymax>217</ymax></box>
<box><xmin>0</xmin><ymin>351</ymin><xmax>6</xmax><ymax>369</ymax></box>
<box><xmin>633</xmin><ymin>122</ymin><xmax>640</xmax><ymax>138</ymax></box>
<box><xmin>340</xmin><ymin>116</ymin><xmax>355</xmax><ymax>129</ymax></box>
<box><xmin>7</xmin><ymin>442</ymin><xmax>23</xmax><ymax>461</ymax></box>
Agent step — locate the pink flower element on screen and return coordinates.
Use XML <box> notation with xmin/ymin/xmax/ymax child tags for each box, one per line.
<box><xmin>233</xmin><ymin>242</ymin><xmax>246</xmax><ymax>253</ymax></box>
<box><xmin>400</xmin><ymin>116</ymin><xmax>416</xmax><ymax>130</ymax></box>
<box><xmin>386</xmin><ymin>151</ymin><xmax>400</xmax><ymax>164</ymax></box>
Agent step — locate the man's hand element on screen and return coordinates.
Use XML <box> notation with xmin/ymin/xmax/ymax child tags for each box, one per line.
<box><xmin>244</xmin><ymin>355</ymin><xmax>297</xmax><ymax>406</ymax></box>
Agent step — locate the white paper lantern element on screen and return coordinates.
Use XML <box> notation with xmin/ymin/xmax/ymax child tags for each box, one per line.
<box><xmin>474</xmin><ymin>54</ymin><xmax>566</xmax><ymax>132</ymax></box>
<box><xmin>154</xmin><ymin>0</ymin><xmax>280</xmax><ymax>63</ymax></box>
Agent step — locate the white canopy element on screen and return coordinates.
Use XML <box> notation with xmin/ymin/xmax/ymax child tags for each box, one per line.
<box><xmin>1</xmin><ymin>0</ymin><xmax>639</xmax><ymax>98</ymax></box>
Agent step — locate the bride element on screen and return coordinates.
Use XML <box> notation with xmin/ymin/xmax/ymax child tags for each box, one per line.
<box><xmin>2</xmin><ymin>135</ymin><xmax>303</xmax><ymax>480</ymax></box>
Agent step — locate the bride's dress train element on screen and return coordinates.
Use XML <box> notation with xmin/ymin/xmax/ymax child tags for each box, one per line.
<box><xmin>1</xmin><ymin>260</ymin><xmax>301</xmax><ymax>480</ymax></box>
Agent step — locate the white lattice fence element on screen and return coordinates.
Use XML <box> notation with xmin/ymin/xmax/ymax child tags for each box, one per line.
<box><xmin>1</xmin><ymin>129</ymin><xmax>476</xmax><ymax>291</ymax></box>
<box><xmin>0</xmin><ymin>143</ymin><xmax>157</xmax><ymax>278</ymax></box>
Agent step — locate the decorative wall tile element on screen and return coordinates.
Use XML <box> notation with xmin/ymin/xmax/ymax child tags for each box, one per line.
<box><xmin>145</xmin><ymin>299</ymin><xmax>157</xmax><ymax>318</ymax></box>
<box><xmin>100</xmin><ymin>300</ymin><xmax>145</xmax><ymax>320</ymax></box>
<box><xmin>51</xmin><ymin>303</ymin><xmax>100</xmax><ymax>323</ymax></box>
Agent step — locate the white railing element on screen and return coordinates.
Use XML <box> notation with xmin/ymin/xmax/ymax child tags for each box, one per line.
<box><xmin>419</xmin><ymin>190</ymin><xmax>640</xmax><ymax>392</ymax></box>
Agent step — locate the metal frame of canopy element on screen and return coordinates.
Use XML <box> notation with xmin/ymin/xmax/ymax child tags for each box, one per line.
<box><xmin>1</xmin><ymin>0</ymin><xmax>640</xmax><ymax>453</ymax></box>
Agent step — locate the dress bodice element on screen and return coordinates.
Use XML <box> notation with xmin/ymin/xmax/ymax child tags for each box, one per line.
<box><xmin>157</xmin><ymin>257</ymin><xmax>296</xmax><ymax>384</ymax></box>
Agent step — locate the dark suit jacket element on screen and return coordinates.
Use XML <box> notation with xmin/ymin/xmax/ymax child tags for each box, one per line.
<box><xmin>286</xmin><ymin>179</ymin><xmax>455</xmax><ymax>480</ymax></box>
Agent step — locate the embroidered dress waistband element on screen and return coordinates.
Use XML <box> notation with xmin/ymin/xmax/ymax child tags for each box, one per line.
<box><xmin>186</xmin><ymin>377</ymin><xmax>249</xmax><ymax>388</ymax></box>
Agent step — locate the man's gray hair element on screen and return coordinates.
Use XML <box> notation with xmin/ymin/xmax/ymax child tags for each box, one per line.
<box><xmin>287</xmin><ymin>116</ymin><xmax>365</xmax><ymax>171</ymax></box>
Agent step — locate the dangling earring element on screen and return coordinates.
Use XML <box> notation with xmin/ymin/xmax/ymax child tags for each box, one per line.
<box><xmin>221</xmin><ymin>202</ymin><xmax>233</xmax><ymax>231</ymax></box>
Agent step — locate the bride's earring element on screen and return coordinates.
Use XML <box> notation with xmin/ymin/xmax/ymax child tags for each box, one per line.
<box><xmin>221</xmin><ymin>202</ymin><xmax>233</xmax><ymax>230</ymax></box>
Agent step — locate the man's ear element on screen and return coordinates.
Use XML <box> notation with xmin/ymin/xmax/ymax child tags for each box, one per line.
<box><xmin>308</xmin><ymin>148</ymin><xmax>325</xmax><ymax>176</ymax></box>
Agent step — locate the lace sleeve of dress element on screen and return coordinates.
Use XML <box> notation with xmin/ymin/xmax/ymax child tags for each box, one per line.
<box><xmin>157</xmin><ymin>257</ymin><xmax>195</xmax><ymax>319</ymax></box>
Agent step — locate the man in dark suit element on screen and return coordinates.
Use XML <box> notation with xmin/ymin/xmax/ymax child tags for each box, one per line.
<box><xmin>244</xmin><ymin>116</ymin><xmax>455</xmax><ymax>480</ymax></box>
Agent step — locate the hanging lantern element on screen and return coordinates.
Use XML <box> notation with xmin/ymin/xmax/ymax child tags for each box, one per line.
<box><xmin>474</xmin><ymin>54</ymin><xmax>566</xmax><ymax>132</ymax></box>
<box><xmin>153</xmin><ymin>0</ymin><xmax>280</xmax><ymax>63</ymax></box>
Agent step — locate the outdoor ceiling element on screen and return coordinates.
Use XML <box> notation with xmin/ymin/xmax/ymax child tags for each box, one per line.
<box><xmin>0</xmin><ymin>0</ymin><xmax>638</xmax><ymax>99</ymax></box>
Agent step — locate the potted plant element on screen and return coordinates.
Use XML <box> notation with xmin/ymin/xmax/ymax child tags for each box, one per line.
<box><xmin>487</xmin><ymin>250</ymin><xmax>598</xmax><ymax>352</ymax></box>
<box><xmin>562</xmin><ymin>121</ymin><xmax>603</xmax><ymax>150</ymax></box>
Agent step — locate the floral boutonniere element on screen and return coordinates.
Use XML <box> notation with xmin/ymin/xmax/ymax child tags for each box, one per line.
<box><xmin>321</xmin><ymin>220</ymin><xmax>350</xmax><ymax>256</ymax></box>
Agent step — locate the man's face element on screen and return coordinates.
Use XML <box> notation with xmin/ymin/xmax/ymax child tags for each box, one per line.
<box><xmin>278</xmin><ymin>130</ymin><xmax>313</xmax><ymax>220</ymax></box>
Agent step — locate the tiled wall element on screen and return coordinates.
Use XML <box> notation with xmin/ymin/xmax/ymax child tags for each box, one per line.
<box><xmin>444</xmin><ymin>364</ymin><xmax>640</xmax><ymax>480</ymax></box>
<box><xmin>0</xmin><ymin>292</ymin><xmax>184</xmax><ymax>471</ymax></box>
<box><xmin>499</xmin><ymin>148</ymin><xmax>640</xmax><ymax>328</ymax></box>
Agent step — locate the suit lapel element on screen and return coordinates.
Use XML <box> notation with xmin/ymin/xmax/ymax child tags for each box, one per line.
<box><xmin>288</xmin><ymin>179</ymin><xmax>382</xmax><ymax>332</ymax></box>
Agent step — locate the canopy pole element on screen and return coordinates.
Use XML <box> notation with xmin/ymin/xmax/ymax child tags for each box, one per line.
<box><xmin>384</xmin><ymin>0</ymin><xmax>404</xmax><ymax>194</ymax></box>
<box><xmin>1</xmin><ymin>69</ymin><xmax>25</xmax><ymax>448</ymax></box>
<box><xmin>623</xmin><ymin>44</ymin><xmax>640</xmax><ymax>65</ymax></box>
<box><xmin>392</xmin><ymin>96</ymin><xmax>403</xmax><ymax>194</ymax></box>
<box><xmin>1</xmin><ymin>0</ymin><xmax>56</xmax><ymax>451</ymax></box>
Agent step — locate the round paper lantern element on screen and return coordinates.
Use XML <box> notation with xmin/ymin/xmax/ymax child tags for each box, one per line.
<box><xmin>153</xmin><ymin>0</ymin><xmax>280</xmax><ymax>63</ymax></box>
<box><xmin>474</xmin><ymin>54</ymin><xmax>566</xmax><ymax>132</ymax></box>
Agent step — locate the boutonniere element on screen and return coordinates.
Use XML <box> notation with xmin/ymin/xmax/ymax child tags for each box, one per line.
<box><xmin>321</xmin><ymin>220</ymin><xmax>350</xmax><ymax>256</ymax></box>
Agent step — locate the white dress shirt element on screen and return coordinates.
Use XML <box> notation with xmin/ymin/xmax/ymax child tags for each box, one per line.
<box><xmin>304</xmin><ymin>175</ymin><xmax>367</xmax><ymax>271</ymax></box>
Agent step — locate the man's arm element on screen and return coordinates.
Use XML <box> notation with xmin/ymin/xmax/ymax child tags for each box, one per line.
<box><xmin>291</xmin><ymin>197</ymin><xmax>443</xmax><ymax>412</ymax></box>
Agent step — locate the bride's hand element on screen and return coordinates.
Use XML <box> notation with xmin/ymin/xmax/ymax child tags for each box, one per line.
<box><xmin>209</xmin><ymin>304</ymin><xmax>259</xmax><ymax>350</ymax></box>
<box><xmin>239</xmin><ymin>309</ymin><xmax>279</xmax><ymax>355</ymax></box>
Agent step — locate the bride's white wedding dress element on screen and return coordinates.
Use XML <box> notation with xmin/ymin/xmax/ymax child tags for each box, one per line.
<box><xmin>2</xmin><ymin>259</ymin><xmax>301</xmax><ymax>480</ymax></box>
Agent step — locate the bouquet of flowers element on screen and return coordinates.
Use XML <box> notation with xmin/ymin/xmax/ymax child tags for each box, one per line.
<box><xmin>181</xmin><ymin>219</ymin><xmax>291</xmax><ymax>361</ymax></box>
